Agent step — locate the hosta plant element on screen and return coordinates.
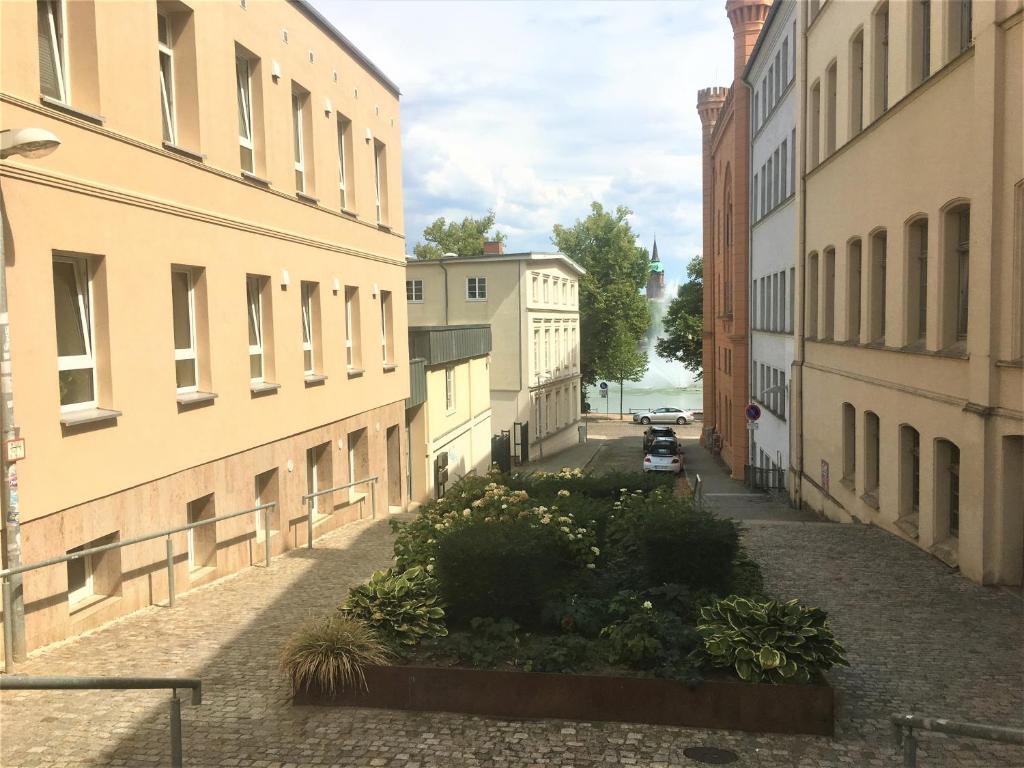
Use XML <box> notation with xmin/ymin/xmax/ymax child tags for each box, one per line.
<box><xmin>695</xmin><ymin>596</ymin><xmax>849</xmax><ymax>684</ymax></box>
<box><xmin>341</xmin><ymin>566</ymin><xmax>447</xmax><ymax>646</ymax></box>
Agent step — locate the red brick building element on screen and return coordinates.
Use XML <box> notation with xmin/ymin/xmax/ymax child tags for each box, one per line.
<box><xmin>697</xmin><ymin>0</ymin><xmax>770</xmax><ymax>475</ymax></box>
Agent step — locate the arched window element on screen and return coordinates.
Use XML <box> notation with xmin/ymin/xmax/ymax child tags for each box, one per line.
<box><xmin>823</xmin><ymin>247</ymin><xmax>836</xmax><ymax>340</ymax></box>
<box><xmin>899</xmin><ymin>425</ymin><xmax>921</xmax><ymax>530</ymax></box>
<box><xmin>847</xmin><ymin>238</ymin><xmax>862</xmax><ymax>343</ymax></box>
<box><xmin>907</xmin><ymin>218</ymin><xmax>929</xmax><ymax>343</ymax></box>
<box><xmin>872</xmin><ymin>2</ymin><xmax>890</xmax><ymax>118</ymax></box>
<box><xmin>935</xmin><ymin>439</ymin><xmax>961</xmax><ymax>538</ymax></box>
<box><xmin>807</xmin><ymin>251</ymin><xmax>820</xmax><ymax>338</ymax></box>
<box><xmin>940</xmin><ymin>203</ymin><xmax>970</xmax><ymax>348</ymax></box>
<box><xmin>869</xmin><ymin>230</ymin><xmax>887</xmax><ymax>343</ymax></box>
<box><xmin>842</xmin><ymin>403</ymin><xmax>856</xmax><ymax>483</ymax></box>
<box><xmin>864</xmin><ymin>411</ymin><xmax>881</xmax><ymax>500</ymax></box>
<box><xmin>850</xmin><ymin>29</ymin><xmax>865</xmax><ymax>136</ymax></box>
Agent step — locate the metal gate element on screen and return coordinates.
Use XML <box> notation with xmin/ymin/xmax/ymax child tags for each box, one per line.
<box><xmin>492</xmin><ymin>430</ymin><xmax>512</xmax><ymax>473</ymax></box>
<box><xmin>744</xmin><ymin>465</ymin><xmax>786</xmax><ymax>490</ymax></box>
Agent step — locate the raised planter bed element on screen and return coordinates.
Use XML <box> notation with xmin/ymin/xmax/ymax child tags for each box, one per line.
<box><xmin>295</xmin><ymin>664</ymin><xmax>834</xmax><ymax>736</ymax></box>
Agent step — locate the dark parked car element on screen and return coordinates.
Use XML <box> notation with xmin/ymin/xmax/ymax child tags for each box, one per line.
<box><xmin>643</xmin><ymin>425</ymin><xmax>677</xmax><ymax>453</ymax></box>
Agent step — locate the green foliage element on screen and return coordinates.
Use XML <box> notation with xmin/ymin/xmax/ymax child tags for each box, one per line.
<box><xmin>552</xmin><ymin>202</ymin><xmax>651</xmax><ymax>387</ymax></box>
<box><xmin>435</xmin><ymin>518</ymin><xmax>576</xmax><ymax>627</ymax></box>
<box><xmin>341</xmin><ymin>566</ymin><xmax>447</xmax><ymax>647</ymax></box>
<box><xmin>656</xmin><ymin>255</ymin><xmax>703</xmax><ymax>379</ymax></box>
<box><xmin>542</xmin><ymin>593</ymin><xmax>612</xmax><ymax>637</ymax></box>
<box><xmin>635</xmin><ymin>507</ymin><xmax>740</xmax><ymax>595</ymax></box>
<box><xmin>602</xmin><ymin>329</ymin><xmax>649</xmax><ymax>415</ymax></box>
<box><xmin>520</xmin><ymin>634</ymin><xmax>596</xmax><ymax>674</ymax></box>
<box><xmin>728</xmin><ymin>554</ymin><xmax>767</xmax><ymax>599</ymax></box>
<box><xmin>436</xmin><ymin>617</ymin><xmax>523</xmax><ymax>669</ymax></box>
<box><xmin>502</xmin><ymin>469</ymin><xmax>673</xmax><ymax>502</ymax></box>
<box><xmin>279</xmin><ymin>615</ymin><xmax>391</xmax><ymax>696</ymax></box>
<box><xmin>599</xmin><ymin>591</ymin><xmax>700</xmax><ymax>679</ymax></box>
<box><xmin>696</xmin><ymin>597</ymin><xmax>849</xmax><ymax>684</ymax></box>
<box><xmin>412</xmin><ymin>210</ymin><xmax>504</xmax><ymax>259</ymax></box>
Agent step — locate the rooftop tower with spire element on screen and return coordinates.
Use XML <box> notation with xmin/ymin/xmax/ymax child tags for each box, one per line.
<box><xmin>645</xmin><ymin>237</ymin><xmax>665</xmax><ymax>300</ymax></box>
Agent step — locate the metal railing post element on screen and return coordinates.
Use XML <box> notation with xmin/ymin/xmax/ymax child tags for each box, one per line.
<box><xmin>370</xmin><ymin>480</ymin><xmax>377</xmax><ymax>520</ymax></box>
<box><xmin>264</xmin><ymin>503</ymin><xmax>272</xmax><ymax>568</ymax></box>
<box><xmin>903</xmin><ymin>727</ymin><xmax>917</xmax><ymax>767</ymax></box>
<box><xmin>169</xmin><ymin>691</ymin><xmax>183</xmax><ymax>768</ymax></box>
<box><xmin>2</xmin><ymin>578</ymin><xmax>14</xmax><ymax>672</ymax></box>
<box><xmin>306</xmin><ymin>497</ymin><xmax>314</xmax><ymax>549</ymax></box>
<box><xmin>165</xmin><ymin>538</ymin><xmax>175</xmax><ymax>608</ymax></box>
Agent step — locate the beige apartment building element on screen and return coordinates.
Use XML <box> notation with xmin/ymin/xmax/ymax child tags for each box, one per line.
<box><xmin>793</xmin><ymin>0</ymin><xmax>1023</xmax><ymax>584</ymax></box>
<box><xmin>406</xmin><ymin>244</ymin><xmax>585</xmax><ymax>460</ymax></box>
<box><xmin>0</xmin><ymin>0</ymin><xmax>409</xmax><ymax>652</ymax></box>
<box><xmin>405</xmin><ymin>325</ymin><xmax>492</xmax><ymax>505</ymax></box>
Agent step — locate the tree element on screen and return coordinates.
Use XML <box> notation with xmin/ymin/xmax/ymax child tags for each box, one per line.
<box><xmin>413</xmin><ymin>210</ymin><xmax>505</xmax><ymax>259</ymax></box>
<box><xmin>601</xmin><ymin>330</ymin><xmax>649</xmax><ymax>419</ymax></box>
<box><xmin>656</xmin><ymin>255</ymin><xmax>703</xmax><ymax>379</ymax></box>
<box><xmin>552</xmin><ymin>203</ymin><xmax>651</xmax><ymax>393</ymax></box>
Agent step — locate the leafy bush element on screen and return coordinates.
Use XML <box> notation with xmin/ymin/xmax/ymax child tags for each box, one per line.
<box><xmin>435</xmin><ymin>518</ymin><xmax>576</xmax><ymax>627</ymax></box>
<box><xmin>341</xmin><ymin>566</ymin><xmax>447</xmax><ymax>647</ymax></box>
<box><xmin>541</xmin><ymin>593</ymin><xmax>611</xmax><ymax>637</ymax></box>
<box><xmin>696</xmin><ymin>596</ymin><xmax>849</xmax><ymax>684</ymax></box>
<box><xmin>520</xmin><ymin>634</ymin><xmax>596</xmax><ymax>674</ymax></box>
<box><xmin>503</xmin><ymin>469</ymin><xmax>673</xmax><ymax>501</ymax></box>
<box><xmin>279</xmin><ymin>615</ymin><xmax>391</xmax><ymax>696</ymax></box>
<box><xmin>728</xmin><ymin>554</ymin><xmax>767</xmax><ymax>599</ymax></box>
<box><xmin>434</xmin><ymin>617</ymin><xmax>522</xmax><ymax>668</ymax></box>
<box><xmin>599</xmin><ymin>591</ymin><xmax>699</xmax><ymax>676</ymax></box>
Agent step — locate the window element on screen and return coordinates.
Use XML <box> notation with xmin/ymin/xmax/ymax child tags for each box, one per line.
<box><xmin>753</xmin><ymin>93</ymin><xmax>759</xmax><ymax>131</ymax></box>
<box><xmin>236</xmin><ymin>54</ymin><xmax>255</xmax><ymax>173</ymax></box>
<box><xmin>847</xmin><ymin>239</ymin><xmax>862</xmax><ymax>343</ymax></box>
<box><xmin>873</xmin><ymin>3</ymin><xmax>890</xmax><ymax>118</ymax></box>
<box><xmin>774</xmin><ymin>51</ymin><xmax>782</xmax><ymax>100</ymax></box>
<box><xmin>842</xmin><ymin>403</ymin><xmax>856</xmax><ymax>482</ymax></box>
<box><xmin>445</xmin><ymin>366</ymin><xmax>455</xmax><ymax>412</ymax></box>
<box><xmin>909</xmin><ymin>220</ymin><xmax>929</xmax><ymax>342</ymax></box>
<box><xmin>779</xmin><ymin>371</ymin><xmax>786</xmax><ymax>418</ymax></box>
<box><xmin>850</xmin><ymin>29</ymin><xmax>864</xmax><ymax>137</ymax></box>
<box><xmin>912</xmin><ymin>0</ymin><xmax>932</xmax><ymax>87</ymax></box>
<box><xmin>380</xmin><ymin>289</ymin><xmax>394</xmax><ymax>365</ymax></box>
<box><xmin>254</xmin><ymin>468</ymin><xmax>280</xmax><ymax>539</ymax></box>
<box><xmin>781</xmin><ymin>38</ymin><xmax>789</xmax><ymax>85</ymax></box>
<box><xmin>543</xmin><ymin>276</ymin><xmax>550</xmax><ymax>302</ymax></box>
<box><xmin>773</xmin><ymin>148</ymin><xmax>780</xmax><ymax>207</ymax></box>
<box><xmin>374</xmin><ymin>139</ymin><xmax>388</xmax><ymax>224</ymax></box>
<box><xmin>406</xmin><ymin>279</ymin><xmax>423</xmax><ymax>303</ymax></box>
<box><xmin>532</xmin><ymin>274</ymin><xmax>539</xmax><ymax>301</ymax></box>
<box><xmin>554</xmin><ymin>328</ymin><xmax>561</xmax><ymax>371</ymax></box>
<box><xmin>306</xmin><ymin>443</ymin><xmax>331</xmax><ymax>517</ymax></box>
<box><xmin>246</xmin><ymin>275</ymin><xmax>265</xmax><ymax>383</ymax></box>
<box><xmin>52</xmin><ymin>255</ymin><xmax>96</xmax><ymax>411</ymax></box>
<box><xmin>780</xmin><ymin>141</ymin><xmax>788</xmax><ymax>199</ymax></box>
<box><xmin>955</xmin><ymin>208</ymin><xmax>970</xmax><ymax>340</ymax></box>
<box><xmin>65</xmin><ymin>533</ymin><xmax>120</xmax><ymax>606</ymax></box>
<box><xmin>864</xmin><ymin>411</ymin><xmax>880</xmax><ymax>497</ymax></box>
<box><xmin>948</xmin><ymin>0</ymin><xmax>972</xmax><ymax>57</ymax></box>
<box><xmin>807</xmin><ymin>252</ymin><xmax>819</xmax><ymax>339</ymax></box>
<box><xmin>825</xmin><ymin>61</ymin><xmax>837</xmax><ymax>157</ymax></box>
<box><xmin>789</xmin><ymin>267</ymin><xmax>795</xmax><ymax>332</ymax></box>
<box><xmin>292</xmin><ymin>88</ymin><xmax>306</xmax><ymax>192</ymax></box>
<box><xmin>347</xmin><ymin>428</ymin><xmax>368</xmax><ymax>499</ymax></box>
<box><xmin>300</xmin><ymin>281</ymin><xmax>318</xmax><ymax>375</ymax></box>
<box><xmin>766</xmin><ymin>158</ymin><xmax>773</xmax><ymax>211</ymax></box>
<box><xmin>344</xmin><ymin>286</ymin><xmax>359</xmax><ymax>369</ymax></box>
<box><xmin>823</xmin><ymin>248</ymin><xmax>836</xmax><ymax>340</ymax></box>
<box><xmin>936</xmin><ymin>439</ymin><xmax>961</xmax><ymax>537</ymax></box>
<box><xmin>752</xmin><ymin>173</ymin><xmax>759</xmax><ymax>221</ymax></box>
<box><xmin>869</xmin><ymin>231</ymin><xmax>887</xmax><ymax>343</ymax></box>
<box><xmin>171</xmin><ymin>268</ymin><xmax>197</xmax><ymax>393</ymax></box>
<box><xmin>544</xmin><ymin>329</ymin><xmax>550</xmax><ymax>373</ymax></box>
<box><xmin>768</xmin><ymin>64</ymin><xmax>774</xmax><ymax>111</ymax></box>
<box><xmin>336</xmin><ymin>113</ymin><xmax>352</xmax><ymax>209</ymax></box>
<box><xmin>760</xmin><ymin>165</ymin><xmax>767</xmax><ymax>215</ymax></box>
<box><xmin>791</xmin><ymin>128</ymin><xmax>796</xmax><ymax>192</ymax></box>
<box><xmin>533</xmin><ymin>329</ymin><xmax>540</xmax><ymax>373</ymax></box>
<box><xmin>38</xmin><ymin>0</ymin><xmax>68</xmax><ymax>102</ymax></box>
<box><xmin>571</xmin><ymin>327</ymin><xmax>577</xmax><ymax>366</ymax></box>
<box><xmin>186</xmin><ymin>493</ymin><xmax>216</xmax><ymax>571</ymax></box>
<box><xmin>157</xmin><ymin>13</ymin><xmax>176</xmax><ymax>143</ymax></box>
<box><xmin>751</xmin><ymin>280</ymin><xmax>758</xmax><ymax>329</ymax></box>
<box><xmin>899</xmin><ymin>426</ymin><xmax>920</xmax><ymax>523</ymax></box>
<box><xmin>66</xmin><ymin>543</ymin><xmax>93</xmax><ymax>604</ymax></box>
<box><xmin>466</xmin><ymin>277</ymin><xmax>487</xmax><ymax>300</ymax></box>
<box><xmin>809</xmin><ymin>81</ymin><xmax>821</xmax><ymax>168</ymax></box>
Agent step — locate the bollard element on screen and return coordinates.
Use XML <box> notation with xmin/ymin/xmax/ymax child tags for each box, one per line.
<box><xmin>169</xmin><ymin>692</ymin><xmax>183</xmax><ymax>768</ymax></box>
<box><xmin>2</xmin><ymin>579</ymin><xmax>14</xmax><ymax>673</ymax></box>
<box><xmin>370</xmin><ymin>481</ymin><xmax>377</xmax><ymax>520</ymax></box>
<box><xmin>166</xmin><ymin>538</ymin><xmax>175</xmax><ymax>608</ymax></box>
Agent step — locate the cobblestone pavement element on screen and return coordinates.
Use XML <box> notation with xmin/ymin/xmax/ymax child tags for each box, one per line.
<box><xmin>1</xmin><ymin>424</ymin><xmax>1022</xmax><ymax>767</ymax></box>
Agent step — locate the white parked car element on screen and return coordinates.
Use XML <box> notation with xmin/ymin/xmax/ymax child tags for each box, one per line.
<box><xmin>643</xmin><ymin>439</ymin><xmax>682</xmax><ymax>473</ymax></box>
<box><xmin>633</xmin><ymin>407</ymin><xmax>695</xmax><ymax>425</ymax></box>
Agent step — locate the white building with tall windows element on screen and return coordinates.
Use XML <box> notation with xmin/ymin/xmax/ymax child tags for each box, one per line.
<box><xmin>744</xmin><ymin>0</ymin><xmax>798</xmax><ymax>488</ymax></box>
<box><xmin>406</xmin><ymin>243</ymin><xmax>584</xmax><ymax>460</ymax></box>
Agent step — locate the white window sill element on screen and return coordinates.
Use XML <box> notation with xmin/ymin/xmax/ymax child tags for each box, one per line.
<box><xmin>40</xmin><ymin>95</ymin><xmax>105</xmax><ymax>125</ymax></box>
<box><xmin>466</xmin><ymin>298</ymin><xmax>488</xmax><ymax>302</ymax></box>
<box><xmin>241</xmin><ymin>170</ymin><xmax>272</xmax><ymax>187</ymax></box>
<box><xmin>347</xmin><ymin>367</ymin><xmax>364</xmax><ymax>379</ymax></box>
<box><xmin>60</xmin><ymin>407</ymin><xmax>122</xmax><ymax>428</ymax></box>
<box><xmin>162</xmin><ymin>142</ymin><xmax>205</xmax><ymax>162</ymax></box>
<box><xmin>377</xmin><ymin>222</ymin><xmax>392</xmax><ymax>232</ymax></box>
<box><xmin>340</xmin><ymin>208</ymin><xmax>358</xmax><ymax>219</ymax></box>
<box><xmin>407</xmin><ymin>299</ymin><xmax>424</xmax><ymax>304</ymax></box>
<box><xmin>296</xmin><ymin>191</ymin><xmax>320</xmax><ymax>205</ymax></box>
<box><xmin>383</xmin><ymin>363</ymin><xmax>397</xmax><ymax>372</ymax></box>
<box><xmin>304</xmin><ymin>373</ymin><xmax>328</xmax><ymax>387</ymax></box>
<box><xmin>250</xmin><ymin>381</ymin><xmax>281</xmax><ymax>395</ymax></box>
<box><xmin>176</xmin><ymin>391</ymin><xmax>217</xmax><ymax>407</ymax></box>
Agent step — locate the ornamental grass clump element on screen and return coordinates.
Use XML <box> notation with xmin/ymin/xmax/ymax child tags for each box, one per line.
<box><xmin>696</xmin><ymin>596</ymin><xmax>849</xmax><ymax>684</ymax></box>
<box><xmin>341</xmin><ymin>565</ymin><xmax>447</xmax><ymax>647</ymax></box>
<box><xmin>280</xmin><ymin>615</ymin><xmax>391</xmax><ymax>696</ymax></box>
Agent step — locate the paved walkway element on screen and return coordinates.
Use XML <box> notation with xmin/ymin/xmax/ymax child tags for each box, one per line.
<box><xmin>1</xmin><ymin>424</ymin><xmax>1021</xmax><ymax>767</ymax></box>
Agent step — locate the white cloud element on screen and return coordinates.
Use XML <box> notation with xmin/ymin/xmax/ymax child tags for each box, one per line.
<box><xmin>319</xmin><ymin>0</ymin><xmax>733</xmax><ymax>279</ymax></box>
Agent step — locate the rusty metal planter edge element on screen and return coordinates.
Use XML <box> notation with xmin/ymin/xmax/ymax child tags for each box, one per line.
<box><xmin>294</xmin><ymin>664</ymin><xmax>834</xmax><ymax>737</ymax></box>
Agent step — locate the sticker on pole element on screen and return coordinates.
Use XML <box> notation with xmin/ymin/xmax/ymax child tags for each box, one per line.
<box><xmin>744</xmin><ymin>403</ymin><xmax>762</xmax><ymax>421</ymax></box>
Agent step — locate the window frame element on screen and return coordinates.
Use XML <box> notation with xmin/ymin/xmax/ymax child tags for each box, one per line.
<box><xmin>246</xmin><ymin>275</ymin><xmax>264</xmax><ymax>384</ymax></box>
<box><xmin>171</xmin><ymin>267</ymin><xmax>198</xmax><ymax>394</ymax></box>
<box><xmin>158</xmin><ymin>12</ymin><xmax>177</xmax><ymax>144</ymax></box>
<box><xmin>406</xmin><ymin>279</ymin><xmax>423</xmax><ymax>303</ymax></box>
<box><xmin>53</xmin><ymin>255</ymin><xmax>97</xmax><ymax>413</ymax></box>
<box><xmin>956</xmin><ymin>209</ymin><xmax>970</xmax><ymax>340</ymax></box>
<box><xmin>374</xmin><ymin>140</ymin><xmax>385</xmax><ymax>224</ymax></box>
<box><xmin>445</xmin><ymin>365</ymin><xmax>455</xmax><ymax>413</ymax></box>
<box><xmin>301</xmin><ymin>281</ymin><xmax>314</xmax><ymax>375</ymax></box>
<box><xmin>344</xmin><ymin>286</ymin><xmax>356</xmax><ymax>369</ymax></box>
<box><xmin>66</xmin><ymin>544</ymin><xmax>94</xmax><ymax>604</ymax></box>
<box><xmin>336</xmin><ymin>114</ymin><xmax>349</xmax><ymax>209</ymax></box>
<box><xmin>292</xmin><ymin>90</ymin><xmax>305</xmax><ymax>192</ymax></box>
<box><xmin>236</xmin><ymin>55</ymin><xmax>255</xmax><ymax>173</ymax></box>
<box><xmin>466</xmin><ymin>276</ymin><xmax>487</xmax><ymax>301</ymax></box>
<box><xmin>39</xmin><ymin>0</ymin><xmax>69</xmax><ymax>103</ymax></box>
<box><xmin>380</xmin><ymin>289</ymin><xmax>392</xmax><ymax>365</ymax></box>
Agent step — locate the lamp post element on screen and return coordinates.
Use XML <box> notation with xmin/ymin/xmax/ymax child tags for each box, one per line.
<box><xmin>1</xmin><ymin>127</ymin><xmax>61</xmax><ymax>667</ymax></box>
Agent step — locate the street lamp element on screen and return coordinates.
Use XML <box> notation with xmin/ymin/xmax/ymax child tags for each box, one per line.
<box><xmin>1</xmin><ymin>126</ymin><xmax>61</xmax><ymax>669</ymax></box>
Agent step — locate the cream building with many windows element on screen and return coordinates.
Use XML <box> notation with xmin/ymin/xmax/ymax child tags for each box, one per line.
<box><xmin>1</xmin><ymin>0</ymin><xmax>409</xmax><ymax>652</ymax></box>
<box><xmin>793</xmin><ymin>0</ymin><xmax>1023</xmax><ymax>585</ymax></box>
<box><xmin>406</xmin><ymin>245</ymin><xmax>584</xmax><ymax>460</ymax></box>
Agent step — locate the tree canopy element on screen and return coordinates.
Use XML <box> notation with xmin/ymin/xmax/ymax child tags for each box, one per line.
<box><xmin>655</xmin><ymin>255</ymin><xmax>703</xmax><ymax>379</ymax></box>
<box><xmin>412</xmin><ymin>210</ymin><xmax>505</xmax><ymax>259</ymax></box>
<box><xmin>552</xmin><ymin>203</ymin><xmax>651</xmax><ymax>390</ymax></box>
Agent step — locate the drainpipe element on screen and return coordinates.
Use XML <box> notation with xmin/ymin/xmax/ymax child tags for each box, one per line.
<box><xmin>439</xmin><ymin>262</ymin><xmax>449</xmax><ymax>325</ymax></box>
<box><xmin>793</xmin><ymin>0</ymin><xmax>809</xmax><ymax>510</ymax></box>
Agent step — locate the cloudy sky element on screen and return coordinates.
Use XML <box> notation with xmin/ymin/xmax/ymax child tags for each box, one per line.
<box><xmin>322</xmin><ymin>1</ymin><xmax>734</xmax><ymax>283</ymax></box>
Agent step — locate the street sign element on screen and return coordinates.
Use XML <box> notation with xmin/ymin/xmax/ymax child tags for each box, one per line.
<box><xmin>599</xmin><ymin>382</ymin><xmax>609</xmax><ymax>390</ymax></box>
<box><xmin>3</xmin><ymin>438</ymin><xmax>26</xmax><ymax>463</ymax></box>
<box><xmin>745</xmin><ymin>403</ymin><xmax>762</xmax><ymax>421</ymax></box>
<box><xmin>746</xmin><ymin>422</ymin><xmax>759</xmax><ymax>430</ymax></box>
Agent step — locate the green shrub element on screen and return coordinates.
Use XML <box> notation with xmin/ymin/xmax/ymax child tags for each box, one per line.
<box><xmin>696</xmin><ymin>596</ymin><xmax>849</xmax><ymax>684</ymax></box>
<box><xmin>728</xmin><ymin>554</ymin><xmax>767</xmax><ymax>599</ymax></box>
<box><xmin>279</xmin><ymin>615</ymin><xmax>391</xmax><ymax>696</ymax></box>
<box><xmin>503</xmin><ymin>469</ymin><xmax>672</xmax><ymax>501</ymax></box>
<box><xmin>434</xmin><ymin>617</ymin><xmax>522</xmax><ymax>669</ymax></box>
<box><xmin>341</xmin><ymin>566</ymin><xmax>447</xmax><ymax>647</ymax></box>
<box><xmin>435</xmin><ymin>518</ymin><xmax>576</xmax><ymax>627</ymax></box>
<box><xmin>599</xmin><ymin>592</ymin><xmax>700</xmax><ymax>678</ymax></box>
<box><xmin>632</xmin><ymin>506</ymin><xmax>740</xmax><ymax>594</ymax></box>
<box><xmin>520</xmin><ymin>634</ymin><xmax>596</xmax><ymax>674</ymax></box>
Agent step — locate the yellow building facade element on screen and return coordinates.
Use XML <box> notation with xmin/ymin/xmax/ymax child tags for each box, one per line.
<box><xmin>0</xmin><ymin>0</ymin><xmax>409</xmax><ymax>651</ymax></box>
<box><xmin>793</xmin><ymin>0</ymin><xmax>1023</xmax><ymax>584</ymax></box>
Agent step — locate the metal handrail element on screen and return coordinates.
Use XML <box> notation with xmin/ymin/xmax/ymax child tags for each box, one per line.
<box><xmin>2</xmin><ymin>501</ymin><xmax>276</xmax><ymax>672</ymax></box>
<box><xmin>1</xmin><ymin>675</ymin><xmax>201</xmax><ymax>767</ymax></box>
<box><xmin>301</xmin><ymin>475</ymin><xmax>378</xmax><ymax>548</ymax></box>
<box><xmin>693</xmin><ymin>473</ymin><xmax>704</xmax><ymax>512</ymax></box>
<box><xmin>892</xmin><ymin>713</ymin><xmax>1024</xmax><ymax>767</ymax></box>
